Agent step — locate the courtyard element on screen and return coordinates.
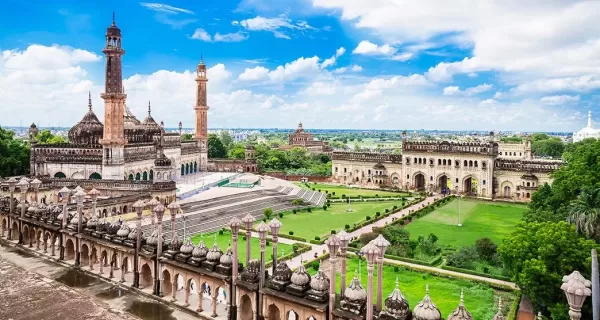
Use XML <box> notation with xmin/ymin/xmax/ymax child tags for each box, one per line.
<box><xmin>320</xmin><ymin>257</ymin><xmax>515</xmax><ymax>319</ymax></box>
<box><xmin>272</xmin><ymin>200</ymin><xmax>405</xmax><ymax>240</ymax></box>
<box><xmin>405</xmin><ymin>198</ymin><xmax>526</xmax><ymax>248</ymax></box>
<box><xmin>294</xmin><ymin>182</ymin><xmax>410</xmax><ymax>198</ymax></box>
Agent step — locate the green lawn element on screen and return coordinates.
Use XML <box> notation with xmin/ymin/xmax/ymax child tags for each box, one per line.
<box><xmin>310</xmin><ymin>258</ymin><xmax>514</xmax><ymax>319</ymax></box>
<box><xmin>294</xmin><ymin>182</ymin><xmax>410</xmax><ymax>198</ymax></box>
<box><xmin>269</xmin><ymin>200</ymin><xmax>405</xmax><ymax>240</ymax></box>
<box><xmin>405</xmin><ymin>199</ymin><xmax>526</xmax><ymax>248</ymax></box>
<box><xmin>190</xmin><ymin>231</ymin><xmax>293</xmax><ymax>266</ymax></box>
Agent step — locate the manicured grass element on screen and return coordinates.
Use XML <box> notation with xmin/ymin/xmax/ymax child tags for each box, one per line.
<box><xmin>267</xmin><ymin>200</ymin><xmax>405</xmax><ymax>240</ymax></box>
<box><xmin>189</xmin><ymin>231</ymin><xmax>293</xmax><ymax>266</ymax></box>
<box><xmin>405</xmin><ymin>199</ymin><xmax>526</xmax><ymax>248</ymax></box>
<box><xmin>312</xmin><ymin>257</ymin><xmax>514</xmax><ymax>319</ymax></box>
<box><xmin>294</xmin><ymin>182</ymin><xmax>410</xmax><ymax>198</ymax></box>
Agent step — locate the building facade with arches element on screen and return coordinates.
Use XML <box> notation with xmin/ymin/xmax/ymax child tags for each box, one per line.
<box><xmin>332</xmin><ymin>138</ymin><xmax>562</xmax><ymax>200</ymax></box>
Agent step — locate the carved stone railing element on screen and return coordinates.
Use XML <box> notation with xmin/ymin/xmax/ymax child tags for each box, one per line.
<box><xmin>40</xmin><ymin>177</ymin><xmax>176</xmax><ymax>191</ymax></box>
<box><xmin>403</xmin><ymin>141</ymin><xmax>498</xmax><ymax>156</ymax></box>
<box><xmin>495</xmin><ymin>159</ymin><xmax>562</xmax><ymax>172</ymax></box>
<box><xmin>43</xmin><ymin>155</ymin><xmax>102</xmax><ymax>164</ymax></box>
<box><xmin>332</xmin><ymin>152</ymin><xmax>402</xmax><ymax>163</ymax></box>
<box><xmin>33</xmin><ymin>142</ymin><xmax>102</xmax><ymax>149</ymax></box>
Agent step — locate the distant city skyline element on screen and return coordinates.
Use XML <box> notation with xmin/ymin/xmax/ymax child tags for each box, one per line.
<box><xmin>1</xmin><ymin>1</ymin><xmax>599</xmax><ymax>131</ymax></box>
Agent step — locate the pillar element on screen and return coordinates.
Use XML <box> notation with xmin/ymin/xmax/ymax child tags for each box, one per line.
<box><xmin>133</xmin><ymin>213</ymin><xmax>142</xmax><ymax>288</ymax></box>
<box><xmin>89</xmin><ymin>254</ymin><xmax>94</xmax><ymax>271</ymax></box>
<box><xmin>7</xmin><ymin>190</ymin><xmax>14</xmax><ymax>240</ymax></box>
<box><xmin>171</xmin><ymin>281</ymin><xmax>177</xmax><ymax>302</ymax></box>
<box><xmin>340</xmin><ymin>246</ymin><xmax>348</xmax><ymax>298</ymax></box>
<box><xmin>329</xmin><ymin>255</ymin><xmax>337</xmax><ymax>320</ymax></box>
<box><xmin>246</xmin><ymin>228</ymin><xmax>252</xmax><ymax>266</ymax></box>
<box><xmin>272</xmin><ymin>234</ymin><xmax>278</xmax><ymax>275</ymax></box>
<box><xmin>232</xmin><ymin>232</ymin><xmax>239</xmax><ymax>320</ymax></box>
<box><xmin>211</xmin><ymin>290</ymin><xmax>218</xmax><ymax>318</ymax></box>
<box><xmin>184</xmin><ymin>287</ymin><xmax>190</xmax><ymax>307</ymax></box>
<box><xmin>196</xmin><ymin>287</ymin><xmax>204</xmax><ymax>313</ymax></box>
<box><xmin>367</xmin><ymin>259</ymin><xmax>375</xmax><ymax>320</ymax></box>
<box><xmin>19</xmin><ymin>191</ymin><xmax>26</xmax><ymax>245</ymax></box>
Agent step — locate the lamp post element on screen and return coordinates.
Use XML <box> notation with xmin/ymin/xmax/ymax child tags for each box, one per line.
<box><xmin>325</xmin><ymin>234</ymin><xmax>341</xmax><ymax>320</ymax></box>
<box><xmin>153</xmin><ymin>203</ymin><xmax>166</xmax><ymax>296</ymax></box>
<box><xmin>229</xmin><ymin>217</ymin><xmax>242</xmax><ymax>320</ymax></box>
<box><xmin>458</xmin><ymin>194</ymin><xmax>464</xmax><ymax>227</ymax></box>
<box><xmin>147</xmin><ymin>198</ymin><xmax>160</xmax><ymax>227</ymax></box>
<box><xmin>178</xmin><ymin>121</ymin><xmax>182</xmax><ymax>136</ymax></box>
<box><xmin>17</xmin><ymin>178</ymin><xmax>29</xmax><ymax>245</ymax></box>
<box><xmin>74</xmin><ymin>189</ymin><xmax>86</xmax><ymax>266</ymax></box>
<box><xmin>241</xmin><ymin>213</ymin><xmax>255</xmax><ymax>266</ymax></box>
<box><xmin>373</xmin><ymin>235</ymin><xmax>390</xmax><ymax>312</ymax></box>
<box><xmin>338</xmin><ymin>230</ymin><xmax>351</xmax><ymax>299</ymax></box>
<box><xmin>361</xmin><ymin>243</ymin><xmax>380</xmax><ymax>320</ymax></box>
<box><xmin>58</xmin><ymin>186</ymin><xmax>71</xmax><ymax>260</ymax></box>
<box><xmin>561</xmin><ymin>271</ymin><xmax>592</xmax><ymax>320</ymax></box>
<box><xmin>256</xmin><ymin>221</ymin><xmax>270</xmax><ymax>315</ymax></box>
<box><xmin>132</xmin><ymin>200</ymin><xmax>145</xmax><ymax>288</ymax></box>
<box><xmin>167</xmin><ymin>200</ymin><xmax>180</xmax><ymax>246</ymax></box>
<box><xmin>268</xmin><ymin>218</ymin><xmax>282</xmax><ymax>274</ymax></box>
<box><xmin>88</xmin><ymin>188</ymin><xmax>100</xmax><ymax>218</ymax></box>
<box><xmin>6</xmin><ymin>177</ymin><xmax>17</xmax><ymax>240</ymax></box>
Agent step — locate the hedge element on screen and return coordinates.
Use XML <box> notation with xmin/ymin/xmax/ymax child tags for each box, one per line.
<box><xmin>277</xmin><ymin>233</ymin><xmax>308</xmax><ymax>242</ymax></box>
<box><xmin>441</xmin><ymin>265</ymin><xmax>511</xmax><ymax>282</ymax></box>
<box><xmin>346</xmin><ymin>247</ymin><xmax>442</xmax><ymax>267</ymax></box>
<box><xmin>508</xmin><ymin>290</ymin><xmax>521</xmax><ymax>320</ymax></box>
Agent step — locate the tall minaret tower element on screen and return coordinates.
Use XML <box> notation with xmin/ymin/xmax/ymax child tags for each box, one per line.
<box><xmin>194</xmin><ymin>56</ymin><xmax>209</xmax><ymax>171</ymax></box>
<box><xmin>100</xmin><ymin>13</ymin><xmax>127</xmax><ymax>180</ymax></box>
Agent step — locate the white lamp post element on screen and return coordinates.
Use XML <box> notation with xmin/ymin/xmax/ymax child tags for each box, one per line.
<box><xmin>561</xmin><ymin>270</ymin><xmax>592</xmax><ymax>320</ymax></box>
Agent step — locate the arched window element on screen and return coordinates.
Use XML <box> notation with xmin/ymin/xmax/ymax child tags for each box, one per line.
<box><xmin>89</xmin><ymin>172</ymin><xmax>102</xmax><ymax>180</ymax></box>
<box><xmin>135</xmin><ymin>172</ymin><xmax>141</xmax><ymax>181</ymax></box>
<box><xmin>464</xmin><ymin>160</ymin><xmax>468</xmax><ymax>167</ymax></box>
<box><xmin>149</xmin><ymin>169</ymin><xmax>154</xmax><ymax>181</ymax></box>
<box><xmin>469</xmin><ymin>160</ymin><xmax>473</xmax><ymax>167</ymax></box>
<box><xmin>128</xmin><ymin>174</ymin><xmax>134</xmax><ymax>181</ymax></box>
<box><xmin>185</xmin><ymin>163</ymin><xmax>189</xmax><ymax>175</ymax></box>
<box><xmin>194</xmin><ymin>161</ymin><xmax>198</xmax><ymax>172</ymax></box>
<box><xmin>181</xmin><ymin>164</ymin><xmax>185</xmax><ymax>176</ymax></box>
<box><xmin>438</xmin><ymin>159</ymin><xmax>441</xmax><ymax>165</ymax></box>
<box><xmin>474</xmin><ymin>161</ymin><xmax>478</xmax><ymax>167</ymax></box>
<box><xmin>54</xmin><ymin>172</ymin><xmax>66</xmax><ymax>178</ymax></box>
<box><xmin>142</xmin><ymin>171</ymin><xmax>148</xmax><ymax>181</ymax></box>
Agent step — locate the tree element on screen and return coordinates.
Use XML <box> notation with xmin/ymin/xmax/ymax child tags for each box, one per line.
<box><xmin>181</xmin><ymin>133</ymin><xmax>194</xmax><ymax>141</ymax></box>
<box><xmin>0</xmin><ymin>126</ymin><xmax>30</xmax><ymax>177</ymax></box>
<box><xmin>219</xmin><ymin>130</ymin><xmax>234</xmax><ymax>149</ymax></box>
<box><xmin>499</xmin><ymin>221</ymin><xmax>596</xmax><ymax>317</ymax></box>
<box><xmin>263</xmin><ymin>208</ymin><xmax>273</xmax><ymax>219</ymax></box>
<box><xmin>475</xmin><ymin>237</ymin><xmax>497</xmax><ymax>261</ymax></box>
<box><xmin>36</xmin><ymin>129</ymin><xmax>67</xmax><ymax>144</ymax></box>
<box><xmin>228</xmin><ymin>143</ymin><xmax>246</xmax><ymax>159</ymax></box>
<box><xmin>532</xmin><ymin>137</ymin><xmax>564</xmax><ymax>158</ymax></box>
<box><xmin>567</xmin><ymin>187</ymin><xmax>600</xmax><ymax>239</ymax></box>
<box><xmin>208</xmin><ymin>134</ymin><xmax>227</xmax><ymax>158</ymax></box>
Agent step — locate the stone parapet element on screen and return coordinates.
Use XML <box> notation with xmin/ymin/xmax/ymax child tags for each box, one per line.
<box><xmin>403</xmin><ymin>140</ymin><xmax>498</xmax><ymax>156</ymax></box>
<box><xmin>332</xmin><ymin>152</ymin><xmax>402</xmax><ymax>163</ymax></box>
<box><xmin>495</xmin><ymin>159</ymin><xmax>562</xmax><ymax>172</ymax></box>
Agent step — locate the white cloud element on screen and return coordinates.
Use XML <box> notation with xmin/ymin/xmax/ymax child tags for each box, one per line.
<box><xmin>268</xmin><ymin>56</ymin><xmax>320</xmax><ymax>81</ymax></box>
<box><xmin>238</xmin><ymin>66</ymin><xmax>269</xmax><ymax>81</ymax></box>
<box><xmin>191</xmin><ymin>28</ymin><xmax>248</xmax><ymax>42</ymax></box>
<box><xmin>513</xmin><ymin>76</ymin><xmax>600</xmax><ymax>94</ymax></box>
<box><xmin>140</xmin><ymin>3</ymin><xmax>194</xmax><ymax>15</ymax></box>
<box><xmin>333</xmin><ymin>64</ymin><xmax>362</xmax><ymax>73</ymax></box>
<box><xmin>336</xmin><ymin>47</ymin><xmax>346</xmax><ymax>57</ymax></box>
<box><xmin>351</xmin><ymin>65</ymin><xmax>363</xmax><ymax>72</ymax></box>
<box><xmin>353</xmin><ymin>41</ymin><xmax>395</xmax><ymax>55</ymax></box>
<box><xmin>232</xmin><ymin>14</ymin><xmax>316</xmax><ymax>39</ymax></box>
<box><xmin>479</xmin><ymin>99</ymin><xmax>498</xmax><ymax>106</ymax></box>
<box><xmin>443</xmin><ymin>83</ymin><xmax>493</xmax><ymax>96</ymax></box>
<box><xmin>540</xmin><ymin>95</ymin><xmax>580</xmax><ymax>105</ymax></box>
<box><xmin>321</xmin><ymin>47</ymin><xmax>345</xmax><ymax>69</ymax></box>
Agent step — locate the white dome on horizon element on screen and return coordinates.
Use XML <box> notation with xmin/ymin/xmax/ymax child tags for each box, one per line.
<box><xmin>573</xmin><ymin>111</ymin><xmax>600</xmax><ymax>142</ymax></box>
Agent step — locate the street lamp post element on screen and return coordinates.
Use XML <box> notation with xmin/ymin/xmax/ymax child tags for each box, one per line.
<box><xmin>458</xmin><ymin>194</ymin><xmax>464</xmax><ymax>227</ymax></box>
<box><xmin>256</xmin><ymin>221</ymin><xmax>270</xmax><ymax>315</ymax></box>
<box><xmin>268</xmin><ymin>218</ymin><xmax>282</xmax><ymax>275</ymax></box>
<box><xmin>58</xmin><ymin>186</ymin><xmax>71</xmax><ymax>260</ymax></box>
<box><xmin>325</xmin><ymin>234</ymin><xmax>341</xmax><ymax>320</ymax></box>
<box><xmin>132</xmin><ymin>200</ymin><xmax>146</xmax><ymax>288</ymax></box>
<box><xmin>361</xmin><ymin>243</ymin><xmax>380</xmax><ymax>320</ymax></box>
<box><xmin>88</xmin><ymin>188</ymin><xmax>100</xmax><ymax>218</ymax></box>
<box><xmin>30</xmin><ymin>178</ymin><xmax>42</xmax><ymax>205</ymax></box>
<box><xmin>6</xmin><ymin>177</ymin><xmax>17</xmax><ymax>240</ymax></box>
<box><xmin>241</xmin><ymin>213</ymin><xmax>255</xmax><ymax>266</ymax></box>
<box><xmin>337</xmin><ymin>230</ymin><xmax>351</xmax><ymax>299</ymax></box>
<box><xmin>373</xmin><ymin>235</ymin><xmax>390</xmax><ymax>312</ymax></box>
<box><xmin>17</xmin><ymin>178</ymin><xmax>29</xmax><ymax>245</ymax></box>
<box><xmin>229</xmin><ymin>217</ymin><xmax>242</xmax><ymax>320</ymax></box>
<box><xmin>561</xmin><ymin>270</ymin><xmax>592</xmax><ymax>320</ymax></box>
<box><xmin>153</xmin><ymin>203</ymin><xmax>166</xmax><ymax>296</ymax></box>
<box><xmin>74</xmin><ymin>190</ymin><xmax>86</xmax><ymax>266</ymax></box>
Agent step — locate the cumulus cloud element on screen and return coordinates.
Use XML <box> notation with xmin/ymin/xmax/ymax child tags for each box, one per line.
<box><xmin>238</xmin><ymin>66</ymin><xmax>269</xmax><ymax>81</ymax></box>
<box><xmin>443</xmin><ymin>83</ymin><xmax>493</xmax><ymax>96</ymax></box>
<box><xmin>232</xmin><ymin>14</ymin><xmax>316</xmax><ymax>39</ymax></box>
<box><xmin>540</xmin><ymin>95</ymin><xmax>581</xmax><ymax>105</ymax></box>
<box><xmin>191</xmin><ymin>28</ymin><xmax>248</xmax><ymax>42</ymax></box>
<box><xmin>321</xmin><ymin>47</ymin><xmax>346</xmax><ymax>69</ymax></box>
<box><xmin>238</xmin><ymin>56</ymin><xmax>321</xmax><ymax>82</ymax></box>
<box><xmin>352</xmin><ymin>40</ymin><xmax>413</xmax><ymax>61</ymax></box>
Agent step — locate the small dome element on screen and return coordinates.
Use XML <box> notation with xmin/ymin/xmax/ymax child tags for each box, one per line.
<box><xmin>35</xmin><ymin>202</ymin><xmax>48</xmax><ymax>215</ymax></box>
<box><xmin>128</xmin><ymin>227</ymin><xmax>140</xmax><ymax>240</ymax></box>
<box><xmin>310</xmin><ymin>265</ymin><xmax>329</xmax><ymax>292</ymax></box>
<box><xmin>206</xmin><ymin>243</ymin><xmax>223</xmax><ymax>262</ymax></box>
<box><xmin>107</xmin><ymin>220</ymin><xmax>120</xmax><ymax>235</ymax></box>
<box><xmin>448</xmin><ymin>292</ymin><xmax>473</xmax><ymax>320</ymax></box>
<box><xmin>219</xmin><ymin>245</ymin><xmax>233</xmax><ymax>265</ymax></box>
<box><xmin>290</xmin><ymin>264</ymin><xmax>311</xmax><ymax>287</ymax></box>
<box><xmin>241</xmin><ymin>260</ymin><xmax>261</xmax><ymax>283</ymax></box>
<box><xmin>180</xmin><ymin>237</ymin><xmax>195</xmax><ymax>254</ymax></box>
<box><xmin>385</xmin><ymin>278</ymin><xmax>410</xmax><ymax>316</ymax></box>
<box><xmin>27</xmin><ymin>202</ymin><xmax>38</xmax><ymax>213</ymax></box>
<box><xmin>344</xmin><ymin>275</ymin><xmax>367</xmax><ymax>302</ymax></box>
<box><xmin>192</xmin><ymin>240</ymin><xmax>208</xmax><ymax>258</ymax></box>
<box><xmin>170</xmin><ymin>234</ymin><xmax>183</xmax><ymax>251</ymax></box>
<box><xmin>273</xmin><ymin>261</ymin><xmax>292</xmax><ymax>282</ymax></box>
<box><xmin>413</xmin><ymin>286</ymin><xmax>442</xmax><ymax>320</ymax></box>
<box><xmin>69</xmin><ymin>213</ymin><xmax>87</xmax><ymax>226</ymax></box>
<box><xmin>154</xmin><ymin>153</ymin><xmax>172</xmax><ymax>167</ymax></box>
<box><xmin>116</xmin><ymin>224</ymin><xmax>131</xmax><ymax>237</ymax></box>
<box><xmin>146</xmin><ymin>228</ymin><xmax>164</xmax><ymax>246</ymax></box>
<box><xmin>52</xmin><ymin>205</ymin><xmax>62</xmax><ymax>214</ymax></box>
<box><xmin>68</xmin><ymin>92</ymin><xmax>104</xmax><ymax>145</ymax></box>
<box><xmin>86</xmin><ymin>213</ymin><xmax>99</xmax><ymax>228</ymax></box>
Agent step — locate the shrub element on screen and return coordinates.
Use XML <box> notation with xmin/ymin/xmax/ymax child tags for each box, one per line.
<box><xmin>475</xmin><ymin>237</ymin><xmax>497</xmax><ymax>261</ymax></box>
<box><xmin>242</xmin><ymin>236</ymin><xmax>247</xmax><ymax>241</ymax></box>
<box><xmin>307</xmin><ymin>208</ymin><xmax>312</xmax><ymax>212</ymax></box>
<box><xmin>312</xmin><ymin>188</ymin><xmax>316</xmax><ymax>191</ymax></box>
<box><xmin>292</xmin><ymin>244</ymin><xmax>299</xmax><ymax>253</ymax></box>
<box><xmin>359</xmin><ymin>232</ymin><xmax>379</xmax><ymax>245</ymax></box>
<box><xmin>218</xmin><ymin>230</ymin><xmax>224</xmax><ymax>235</ymax></box>
<box><xmin>318</xmin><ymin>189</ymin><xmax>321</xmax><ymax>192</ymax></box>
<box><xmin>292</xmin><ymin>209</ymin><xmax>297</xmax><ymax>214</ymax></box>
<box><xmin>291</xmin><ymin>199</ymin><xmax>304</xmax><ymax>205</ymax></box>
<box><xmin>263</xmin><ymin>208</ymin><xmax>274</xmax><ymax>219</ymax></box>
<box><xmin>327</xmin><ymin>202</ymin><xmax>331</xmax><ymax>207</ymax></box>
<box><xmin>375</xmin><ymin>194</ymin><xmax>379</xmax><ymax>197</ymax></box>
<box><xmin>278</xmin><ymin>212</ymin><xmax>284</xmax><ymax>218</ymax></box>
<box><xmin>446</xmin><ymin>246</ymin><xmax>478</xmax><ymax>269</ymax></box>
<box><xmin>375</xmin><ymin>212</ymin><xmax>381</xmax><ymax>217</ymax></box>
<box><xmin>393</xmin><ymin>205</ymin><xmax>398</xmax><ymax>210</ymax></box>
<box><xmin>341</xmin><ymin>194</ymin><xmax>346</xmax><ymax>198</ymax></box>
<box><xmin>366</xmin><ymin>216</ymin><xmax>371</xmax><ymax>220</ymax></box>
<box><xmin>385</xmin><ymin>209</ymin><xmax>390</xmax><ymax>213</ymax></box>
<box><xmin>407</xmin><ymin>216</ymin><xmax>413</xmax><ymax>221</ymax></box>
<box><xmin>393</xmin><ymin>266</ymin><xmax>400</xmax><ymax>272</ymax></box>
<box><xmin>332</xmin><ymin>192</ymin><xmax>336</xmax><ymax>196</ymax></box>
<box><xmin>323</xmin><ymin>205</ymin><xmax>327</xmax><ymax>210</ymax></box>
<box><xmin>345</xmin><ymin>224</ymin><xmax>350</xmax><ymax>229</ymax></box>
<box><xmin>289</xmin><ymin>231</ymin><xmax>294</xmax><ymax>235</ymax></box>
<box><xmin>325</xmin><ymin>190</ymin><xmax>328</xmax><ymax>194</ymax></box>
<box><xmin>266</xmin><ymin>241</ymin><xmax>271</xmax><ymax>246</ymax></box>
<box><xmin>331</xmin><ymin>230</ymin><xmax>336</xmax><ymax>235</ymax></box>
<box><xmin>312</xmin><ymin>261</ymin><xmax>320</xmax><ymax>271</ymax></box>
<box><xmin>315</xmin><ymin>236</ymin><xmax>321</xmax><ymax>241</ymax></box>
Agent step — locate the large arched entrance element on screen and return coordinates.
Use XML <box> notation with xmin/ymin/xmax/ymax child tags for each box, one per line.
<box><xmin>65</xmin><ymin>239</ymin><xmax>75</xmax><ymax>260</ymax></box>
<box><xmin>438</xmin><ymin>175</ymin><xmax>448</xmax><ymax>194</ymax></box>
<box><xmin>240</xmin><ymin>295</ymin><xmax>253</xmax><ymax>320</ymax></box>
<box><xmin>267</xmin><ymin>304</ymin><xmax>281</xmax><ymax>320</ymax></box>
<box><xmin>163</xmin><ymin>270</ymin><xmax>172</xmax><ymax>296</ymax></box>
<box><xmin>503</xmin><ymin>185</ymin><xmax>511</xmax><ymax>198</ymax></box>
<box><xmin>463</xmin><ymin>177</ymin><xmax>476</xmax><ymax>196</ymax></box>
<box><xmin>414</xmin><ymin>173</ymin><xmax>425</xmax><ymax>191</ymax></box>
<box><xmin>81</xmin><ymin>244</ymin><xmax>90</xmax><ymax>266</ymax></box>
<box><xmin>141</xmin><ymin>263</ymin><xmax>153</xmax><ymax>288</ymax></box>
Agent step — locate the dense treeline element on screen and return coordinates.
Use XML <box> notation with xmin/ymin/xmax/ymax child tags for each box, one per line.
<box><xmin>0</xmin><ymin>126</ymin><xmax>30</xmax><ymax>177</ymax></box>
<box><xmin>498</xmin><ymin>138</ymin><xmax>600</xmax><ymax>319</ymax></box>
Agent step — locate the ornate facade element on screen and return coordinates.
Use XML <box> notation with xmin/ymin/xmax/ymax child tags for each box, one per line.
<box><xmin>281</xmin><ymin>122</ymin><xmax>333</xmax><ymax>155</ymax></box>
<box><xmin>1</xmin><ymin>191</ymin><xmax>501</xmax><ymax>320</ymax></box>
<box><xmin>332</xmin><ymin>135</ymin><xmax>562</xmax><ymax>201</ymax></box>
<box><xmin>29</xmin><ymin>16</ymin><xmax>208</xmax><ymax>182</ymax></box>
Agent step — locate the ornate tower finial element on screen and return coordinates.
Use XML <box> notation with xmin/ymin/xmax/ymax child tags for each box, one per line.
<box><xmin>588</xmin><ymin>110</ymin><xmax>593</xmax><ymax>128</ymax></box>
<box><xmin>112</xmin><ymin>11</ymin><xmax>116</xmax><ymax>26</ymax></box>
<box><xmin>201</xmin><ymin>53</ymin><xmax>203</xmax><ymax>62</ymax></box>
<box><xmin>148</xmin><ymin>101</ymin><xmax>152</xmax><ymax>116</ymax></box>
<box><xmin>88</xmin><ymin>91</ymin><xmax>92</xmax><ymax>111</ymax></box>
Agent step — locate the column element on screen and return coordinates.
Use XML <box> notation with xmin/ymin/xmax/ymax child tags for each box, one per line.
<box><xmin>367</xmin><ymin>260</ymin><xmax>375</xmax><ymax>320</ymax></box>
<box><xmin>184</xmin><ymin>287</ymin><xmax>190</xmax><ymax>307</ymax></box>
<box><xmin>89</xmin><ymin>254</ymin><xmax>94</xmax><ymax>271</ymax></box>
<box><xmin>211</xmin><ymin>290</ymin><xmax>218</xmax><ymax>318</ymax></box>
<box><xmin>196</xmin><ymin>287</ymin><xmax>204</xmax><ymax>313</ymax></box>
<box><xmin>171</xmin><ymin>281</ymin><xmax>177</xmax><ymax>302</ymax></box>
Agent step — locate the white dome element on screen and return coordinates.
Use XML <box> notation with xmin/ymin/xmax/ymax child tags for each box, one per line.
<box><xmin>574</xmin><ymin>111</ymin><xmax>600</xmax><ymax>142</ymax></box>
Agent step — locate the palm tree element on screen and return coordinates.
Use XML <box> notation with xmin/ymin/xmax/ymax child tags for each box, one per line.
<box><xmin>567</xmin><ymin>187</ymin><xmax>600</xmax><ymax>238</ymax></box>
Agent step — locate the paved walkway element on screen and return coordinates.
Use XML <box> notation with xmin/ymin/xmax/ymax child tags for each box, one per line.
<box><xmin>257</xmin><ymin>195</ymin><xmax>517</xmax><ymax>289</ymax></box>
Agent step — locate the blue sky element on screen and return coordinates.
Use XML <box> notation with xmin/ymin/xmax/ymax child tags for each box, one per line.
<box><xmin>1</xmin><ymin>0</ymin><xmax>599</xmax><ymax>132</ymax></box>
